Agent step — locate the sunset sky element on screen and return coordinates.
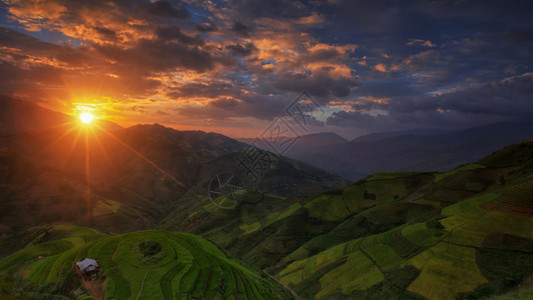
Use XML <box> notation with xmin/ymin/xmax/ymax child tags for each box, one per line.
<box><xmin>0</xmin><ymin>0</ymin><xmax>531</xmax><ymax>139</ymax></box>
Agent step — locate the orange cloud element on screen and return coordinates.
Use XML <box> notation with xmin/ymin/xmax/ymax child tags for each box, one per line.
<box><xmin>374</xmin><ymin>63</ymin><xmax>387</xmax><ymax>72</ymax></box>
<box><xmin>295</xmin><ymin>13</ymin><xmax>325</xmax><ymax>27</ymax></box>
<box><xmin>0</xmin><ymin>0</ymin><xmax>361</xmax><ymax>131</ymax></box>
<box><xmin>407</xmin><ymin>39</ymin><xmax>436</xmax><ymax>47</ymax></box>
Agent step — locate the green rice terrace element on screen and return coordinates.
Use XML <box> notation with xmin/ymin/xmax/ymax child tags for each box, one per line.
<box><xmin>1</xmin><ymin>141</ymin><xmax>533</xmax><ymax>299</ymax></box>
<box><xmin>270</xmin><ymin>141</ymin><xmax>533</xmax><ymax>299</ymax></box>
<box><xmin>190</xmin><ymin>141</ymin><xmax>533</xmax><ymax>299</ymax></box>
<box><xmin>277</xmin><ymin>188</ymin><xmax>533</xmax><ymax>299</ymax></box>
<box><xmin>0</xmin><ymin>226</ymin><xmax>290</xmax><ymax>299</ymax></box>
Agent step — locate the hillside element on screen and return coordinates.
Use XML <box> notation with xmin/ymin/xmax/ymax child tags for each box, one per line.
<box><xmin>0</xmin><ymin>95</ymin><xmax>71</xmax><ymax>136</ymax></box>
<box><xmin>2</xmin><ymin>96</ymin><xmax>533</xmax><ymax>299</ymax></box>
<box><xmin>275</xmin><ymin>141</ymin><xmax>533</xmax><ymax>299</ymax></box>
<box><xmin>2</xmin><ymin>137</ymin><xmax>532</xmax><ymax>299</ymax></box>
<box><xmin>0</xmin><ymin>225</ymin><xmax>291</xmax><ymax>299</ymax></box>
<box><xmin>1</xmin><ymin>139</ymin><xmax>532</xmax><ymax>299</ymax></box>
<box><xmin>177</xmin><ymin>140</ymin><xmax>533</xmax><ymax>299</ymax></box>
<box><xmin>0</xmin><ymin>108</ymin><xmax>348</xmax><ymax>233</ymax></box>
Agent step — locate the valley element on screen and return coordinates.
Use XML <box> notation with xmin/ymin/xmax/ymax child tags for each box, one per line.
<box><xmin>1</xmin><ymin>97</ymin><xmax>533</xmax><ymax>299</ymax></box>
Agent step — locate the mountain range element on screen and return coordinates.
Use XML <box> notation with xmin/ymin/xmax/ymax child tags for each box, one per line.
<box><xmin>0</xmin><ymin>95</ymin><xmax>348</xmax><ymax>233</ymax></box>
<box><xmin>1</xmin><ymin>94</ymin><xmax>532</xmax><ymax>299</ymax></box>
<box><xmin>240</xmin><ymin>123</ymin><xmax>533</xmax><ymax>180</ymax></box>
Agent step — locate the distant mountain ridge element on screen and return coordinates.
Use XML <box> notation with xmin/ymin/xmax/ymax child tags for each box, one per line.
<box><xmin>239</xmin><ymin>122</ymin><xmax>533</xmax><ymax>180</ymax></box>
<box><xmin>351</xmin><ymin>128</ymin><xmax>450</xmax><ymax>142</ymax></box>
<box><xmin>0</xmin><ymin>95</ymin><xmax>123</xmax><ymax>135</ymax></box>
<box><xmin>0</xmin><ymin>96</ymin><xmax>349</xmax><ymax>233</ymax></box>
<box><xmin>0</xmin><ymin>95</ymin><xmax>71</xmax><ymax>135</ymax></box>
<box><xmin>237</xmin><ymin>132</ymin><xmax>348</xmax><ymax>155</ymax></box>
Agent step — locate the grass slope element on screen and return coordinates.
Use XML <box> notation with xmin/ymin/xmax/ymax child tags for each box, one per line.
<box><xmin>273</xmin><ymin>141</ymin><xmax>533</xmax><ymax>299</ymax></box>
<box><xmin>0</xmin><ymin>226</ymin><xmax>291</xmax><ymax>299</ymax></box>
<box><xmin>0</xmin><ymin>122</ymin><xmax>348</xmax><ymax>234</ymax></box>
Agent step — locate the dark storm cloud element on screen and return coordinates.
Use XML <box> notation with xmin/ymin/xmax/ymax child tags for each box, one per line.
<box><xmin>327</xmin><ymin>73</ymin><xmax>533</xmax><ymax>130</ymax></box>
<box><xmin>155</xmin><ymin>26</ymin><xmax>204</xmax><ymax>45</ymax></box>
<box><xmin>227</xmin><ymin>0</ymin><xmax>313</xmax><ymax>19</ymax></box>
<box><xmin>352</xmin><ymin>79</ymin><xmax>422</xmax><ymax>98</ymax></box>
<box><xmin>209</xmin><ymin>97</ymin><xmax>240</xmax><ymax>109</ymax></box>
<box><xmin>93</xmin><ymin>26</ymin><xmax>118</xmax><ymax>41</ymax></box>
<box><xmin>300</xmin><ymin>47</ymin><xmax>346</xmax><ymax>63</ymax></box>
<box><xmin>196</xmin><ymin>23</ymin><xmax>218</xmax><ymax>32</ymax></box>
<box><xmin>273</xmin><ymin>72</ymin><xmax>361</xmax><ymax>100</ymax></box>
<box><xmin>144</xmin><ymin>0</ymin><xmax>190</xmax><ymax>19</ymax></box>
<box><xmin>231</xmin><ymin>21</ymin><xmax>251</xmax><ymax>37</ymax></box>
<box><xmin>0</xmin><ymin>28</ymin><xmax>63</xmax><ymax>57</ymax></box>
<box><xmin>95</xmin><ymin>38</ymin><xmax>215</xmax><ymax>73</ymax></box>
<box><xmin>317</xmin><ymin>0</ymin><xmax>532</xmax><ymax>82</ymax></box>
<box><xmin>166</xmin><ymin>82</ymin><xmax>237</xmax><ymax>99</ymax></box>
<box><xmin>498</xmin><ymin>29</ymin><xmax>533</xmax><ymax>43</ymax></box>
<box><xmin>226</xmin><ymin>43</ymin><xmax>257</xmax><ymax>57</ymax></box>
<box><xmin>418</xmin><ymin>73</ymin><xmax>533</xmax><ymax>118</ymax></box>
<box><xmin>1</xmin><ymin>0</ymin><xmax>532</xmax><ymax>132</ymax></box>
<box><xmin>0</xmin><ymin>60</ymin><xmax>64</xmax><ymax>87</ymax></box>
<box><xmin>175</xmin><ymin>101</ymin><xmax>255</xmax><ymax>121</ymax></box>
<box><xmin>177</xmin><ymin>92</ymin><xmax>301</xmax><ymax>121</ymax></box>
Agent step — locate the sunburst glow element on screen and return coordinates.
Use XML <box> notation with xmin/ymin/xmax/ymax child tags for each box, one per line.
<box><xmin>79</xmin><ymin>112</ymin><xmax>95</xmax><ymax>124</ymax></box>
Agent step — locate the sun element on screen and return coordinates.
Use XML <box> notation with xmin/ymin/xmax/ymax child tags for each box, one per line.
<box><xmin>79</xmin><ymin>112</ymin><xmax>95</xmax><ymax>124</ymax></box>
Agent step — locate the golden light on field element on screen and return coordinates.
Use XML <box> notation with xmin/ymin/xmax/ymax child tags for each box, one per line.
<box><xmin>79</xmin><ymin>112</ymin><xmax>95</xmax><ymax>124</ymax></box>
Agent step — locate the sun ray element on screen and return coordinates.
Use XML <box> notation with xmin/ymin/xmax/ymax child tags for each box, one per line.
<box><xmin>94</xmin><ymin>123</ymin><xmax>202</xmax><ymax>199</ymax></box>
<box><xmin>90</xmin><ymin>126</ymin><xmax>113</xmax><ymax>168</ymax></box>
<box><xmin>45</xmin><ymin>123</ymin><xmax>78</xmax><ymax>148</ymax></box>
<box><xmin>59</xmin><ymin>126</ymin><xmax>82</xmax><ymax>169</ymax></box>
<box><xmin>84</xmin><ymin>126</ymin><xmax>92</xmax><ymax>224</ymax></box>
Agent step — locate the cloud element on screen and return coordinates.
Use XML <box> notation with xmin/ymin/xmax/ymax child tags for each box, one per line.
<box><xmin>231</xmin><ymin>21</ymin><xmax>251</xmax><ymax>37</ymax></box>
<box><xmin>294</xmin><ymin>13</ymin><xmax>325</xmax><ymax>27</ymax></box>
<box><xmin>300</xmin><ymin>43</ymin><xmax>357</xmax><ymax>65</ymax></box>
<box><xmin>407</xmin><ymin>39</ymin><xmax>436</xmax><ymax>47</ymax></box>
<box><xmin>177</xmin><ymin>92</ymin><xmax>292</xmax><ymax>121</ymax></box>
<box><xmin>144</xmin><ymin>0</ymin><xmax>189</xmax><ymax>19</ymax></box>
<box><xmin>196</xmin><ymin>23</ymin><xmax>218</xmax><ymax>32</ymax></box>
<box><xmin>327</xmin><ymin>73</ymin><xmax>533</xmax><ymax>130</ymax></box>
<box><xmin>166</xmin><ymin>82</ymin><xmax>238</xmax><ymax>99</ymax></box>
<box><xmin>403</xmin><ymin>50</ymin><xmax>439</xmax><ymax>70</ymax></box>
<box><xmin>94</xmin><ymin>38</ymin><xmax>216</xmax><ymax>74</ymax></box>
<box><xmin>226</xmin><ymin>42</ymin><xmax>257</xmax><ymax>57</ymax></box>
<box><xmin>155</xmin><ymin>26</ymin><xmax>204</xmax><ymax>45</ymax></box>
<box><xmin>1</xmin><ymin>0</ymin><xmax>532</xmax><ymax>136</ymax></box>
<box><xmin>273</xmin><ymin>72</ymin><xmax>360</xmax><ymax>99</ymax></box>
<box><xmin>374</xmin><ymin>64</ymin><xmax>387</xmax><ymax>72</ymax></box>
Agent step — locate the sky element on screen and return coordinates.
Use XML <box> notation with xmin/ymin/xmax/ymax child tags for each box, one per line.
<box><xmin>0</xmin><ymin>0</ymin><xmax>531</xmax><ymax>139</ymax></box>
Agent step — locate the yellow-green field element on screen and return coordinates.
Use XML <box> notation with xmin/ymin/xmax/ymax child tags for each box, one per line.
<box><xmin>0</xmin><ymin>226</ymin><xmax>289</xmax><ymax>299</ymax></box>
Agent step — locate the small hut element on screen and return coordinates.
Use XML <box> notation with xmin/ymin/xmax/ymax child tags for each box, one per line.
<box><xmin>75</xmin><ymin>258</ymin><xmax>101</xmax><ymax>280</ymax></box>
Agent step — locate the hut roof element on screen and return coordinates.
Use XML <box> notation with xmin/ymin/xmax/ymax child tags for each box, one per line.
<box><xmin>76</xmin><ymin>258</ymin><xmax>99</xmax><ymax>272</ymax></box>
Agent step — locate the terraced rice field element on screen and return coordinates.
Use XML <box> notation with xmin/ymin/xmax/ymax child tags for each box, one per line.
<box><xmin>407</xmin><ymin>242</ymin><xmax>488</xmax><ymax>300</ymax></box>
<box><xmin>482</xmin><ymin>180</ymin><xmax>533</xmax><ymax>217</ymax></box>
<box><xmin>1</xmin><ymin>228</ymin><xmax>285</xmax><ymax>299</ymax></box>
<box><xmin>279</xmin><ymin>227</ymin><xmax>421</xmax><ymax>295</ymax></box>
<box><xmin>359</xmin><ymin>228</ymin><xmax>422</xmax><ymax>259</ymax></box>
<box><xmin>279</xmin><ymin>245</ymin><xmax>383</xmax><ymax>297</ymax></box>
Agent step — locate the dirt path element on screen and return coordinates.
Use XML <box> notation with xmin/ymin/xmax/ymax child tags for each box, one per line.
<box><xmin>82</xmin><ymin>279</ymin><xmax>105</xmax><ymax>300</ymax></box>
<box><xmin>135</xmin><ymin>271</ymin><xmax>149</xmax><ymax>300</ymax></box>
